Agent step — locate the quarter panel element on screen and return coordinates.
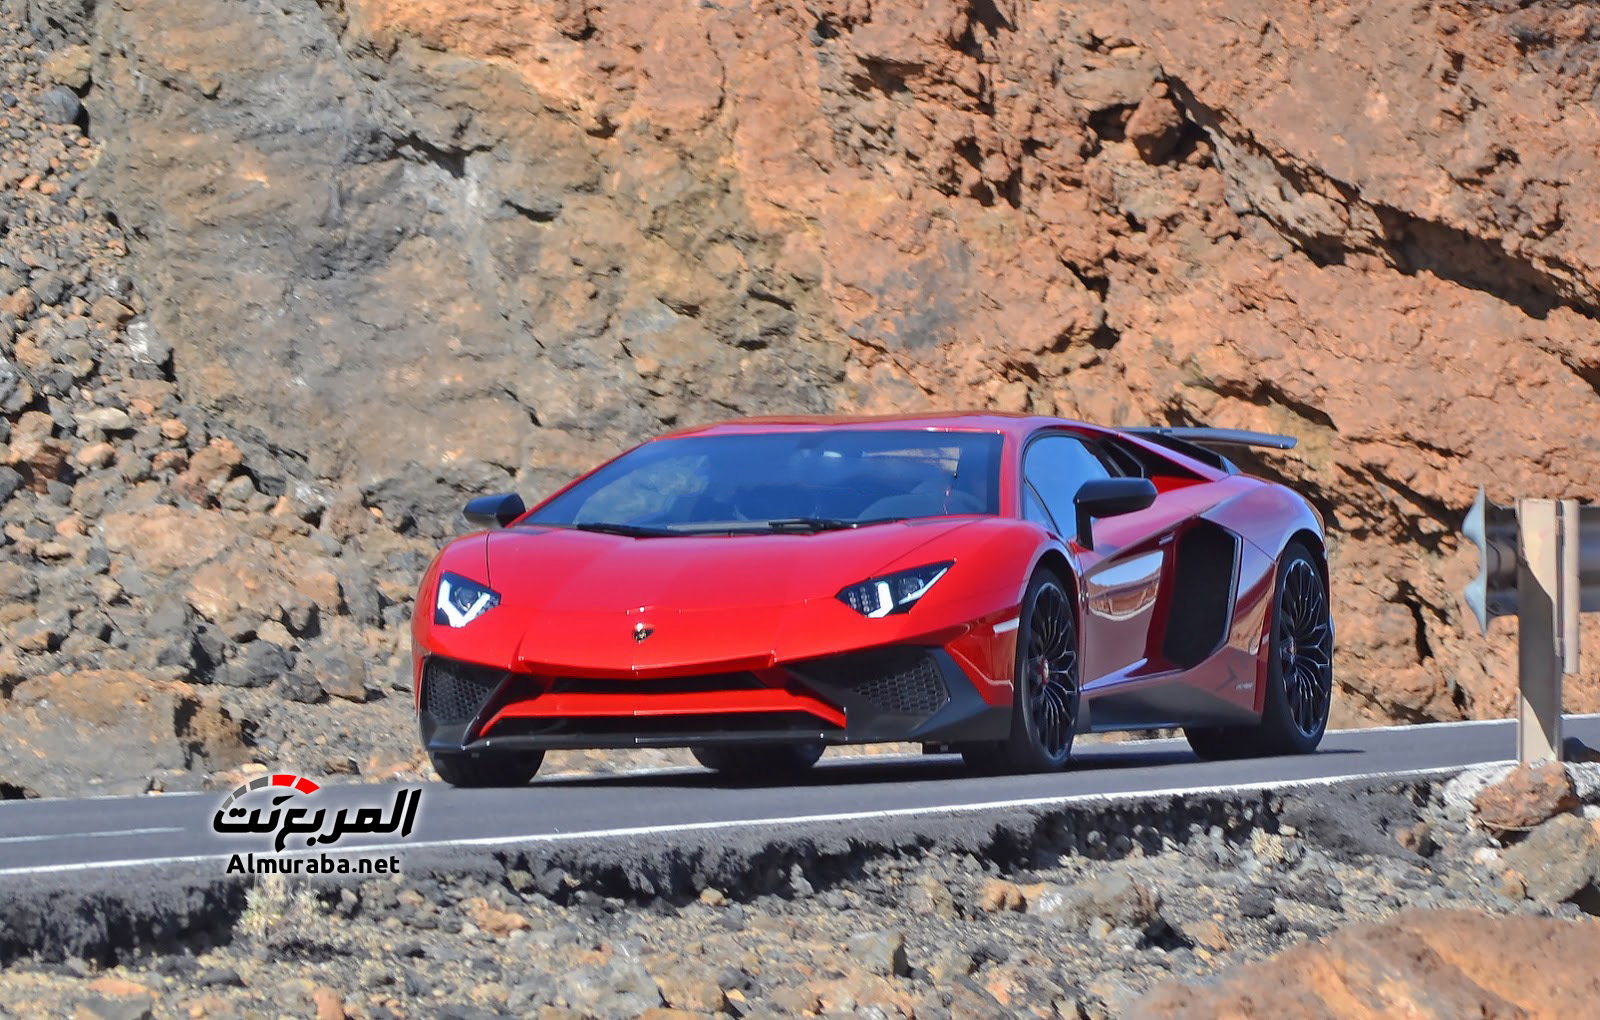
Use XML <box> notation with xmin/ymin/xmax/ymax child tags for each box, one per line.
<box><xmin>1230</xmin><ymin>536</ymin><xmax>1277</xmax><ymax>715</ymax></box>
<box><xmin>1205</xmin><ymin>481</ymin><xmax>1325</xmax><ymax>561</ymax></box>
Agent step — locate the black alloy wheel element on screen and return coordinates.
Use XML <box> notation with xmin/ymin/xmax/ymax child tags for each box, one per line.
<box><xmin>1186</xmin><ymin>541</ymin><xmax>1333</xmax><ymax>759</ymax></box>
<box><xmin>964</xmin><ymin>569</ymin><xmax>1080</xmax><ymax>774</ymax></box>
<box><xmin>1278</xmin><ymin>555</ymin><xmax>1334</xmax><ymax>740</ymax></box>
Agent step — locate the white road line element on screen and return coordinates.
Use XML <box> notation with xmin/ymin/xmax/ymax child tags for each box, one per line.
<box><xmin>0</xmin><ymin>790</ymin><xmax>211</xmax><ymax>807</ymax></box>
<box><xmin>0</xmin><ymin>826</ymin><xmax>184</xmax><ymax>845</ymax></box>
<box><xmin>0</xmin><ymin>762</ymin><xmax>1493</xmax><ymax>877</ymax></box>
<box><xmin>1072</xmin><ymin>712</ymin><xmax>1600</xmax><ymax>743</ymax></box>
<box><xmin>1328</xmin><ymin>714</ymin><xmax>1600</xmax><ymax>735</ymax></box>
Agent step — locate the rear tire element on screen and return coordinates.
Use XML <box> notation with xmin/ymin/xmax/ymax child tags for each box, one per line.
<box><xmin>1184</xmin><ymin>541</ymin><xmax>1332</xmax><ymax>760</ymax></box>
<box><xmin>693</xmin><ymin>743</ymin><xmax>824</xmax><ymax>778</ymax></box>
<box><xmin>962</xmin><ymin>569</ymin><xmax>1081</xmax><ymax>774</ymax></box>
<box><xmin>430</xmin><ymin>750</ymin><xmax>544</xmax><ymax>788</ymax></box>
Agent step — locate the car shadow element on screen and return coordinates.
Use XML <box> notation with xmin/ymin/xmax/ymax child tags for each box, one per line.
<box><xmin>532</xmin><ymin>745</ymin><xmax>1362</xmax><ymax>791</ymax></box>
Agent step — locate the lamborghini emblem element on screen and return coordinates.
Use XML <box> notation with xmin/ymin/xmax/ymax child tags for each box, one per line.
<box><xmin>633</xmin><ymin>622</ymin><xmax>654</xmax><ymax>643</ymax></box>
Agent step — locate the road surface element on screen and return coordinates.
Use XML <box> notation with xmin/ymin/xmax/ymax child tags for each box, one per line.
<box><xmin>3</xmin><ymin>716</ymin><xmax>1595</xmax><ymax>877</ymax></box>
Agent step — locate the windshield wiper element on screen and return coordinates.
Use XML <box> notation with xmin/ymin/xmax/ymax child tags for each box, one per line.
<box><xmin>528</xmin><ymin>518</ymin><xmax>909</xmax><ymax>537</ymax></box>
<box><xmin>762</xmin><ymin>516</ymin><xmax>907</xmax><ymax>533</ymax></box>
<box><xmin>567</xmin><ymin>522</ymin><xmax>678</xmax><ymax>538</ymax></box>
<box><xmin>764</xmin><ymin>516</ymin><xmax>854</xmax><ymax>532</ymax></box>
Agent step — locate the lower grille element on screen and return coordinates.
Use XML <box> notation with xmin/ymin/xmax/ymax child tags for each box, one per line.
<box><xmin>422</xmin><ymin>658</ymin><xmax>506</xmax><ymax>725</ymax></box>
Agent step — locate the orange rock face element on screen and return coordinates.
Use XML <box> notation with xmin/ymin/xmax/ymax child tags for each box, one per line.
<box><xmin>86</xmin><ymin>0</ymin><xmax>1600</xmax><ymax>725</ymax></box>
<box><xmin>1131</xmin><ymin>909</ymin><xmax>1600</xmax><ymax>1019</ymax></box>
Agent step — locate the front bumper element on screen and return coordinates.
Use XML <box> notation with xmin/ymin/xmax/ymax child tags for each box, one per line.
<box><xmin>418</xmin><ymin>646</ymin><xmax>1008</xmax><ymax>753</ymax></box>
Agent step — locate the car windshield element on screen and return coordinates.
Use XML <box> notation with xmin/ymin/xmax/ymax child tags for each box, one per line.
<box><xmin>525</xmin><ymin>430</ymin><xmax>1005</xmax><ymax>534</ymax></box>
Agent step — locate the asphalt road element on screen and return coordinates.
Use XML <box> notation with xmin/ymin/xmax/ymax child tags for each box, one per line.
<box><xmin>3</xmin><ymin>716</ymin><xmax>1597</xmax><ymax>878</ymax></box>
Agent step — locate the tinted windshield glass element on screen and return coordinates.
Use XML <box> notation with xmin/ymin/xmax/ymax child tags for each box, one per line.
<box><xmin>527</xmin><ymin>430</ymin><xmax>1004</xmax><ymax>533</ymax></box>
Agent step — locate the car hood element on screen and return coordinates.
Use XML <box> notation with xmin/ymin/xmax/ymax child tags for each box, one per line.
<box><xmin>484</xmin><ymin>517</ymin><xmax>978</xmax><ymax>612</ymax></box>
<box><xmin>464</xmin><ymin>516</ymin><xmax>1001</xmax><ymax>676</ymax></box>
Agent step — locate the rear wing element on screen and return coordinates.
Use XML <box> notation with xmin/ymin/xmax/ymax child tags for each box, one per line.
<box><xmin>1120</xmin><ymin>426</ymin><xmax>1297</xmax><ymax>474</ymax></box>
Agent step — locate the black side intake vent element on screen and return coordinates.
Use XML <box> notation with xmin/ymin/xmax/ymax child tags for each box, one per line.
<box><xmin>422</xmin><ymin>658</ymin><xmax>507</xmax><ymax>726</ymax></box>
<box><xmin>790</xmin><ymin>648</ymin><xmax>950</xmax><ymax>719</ymax></box>
<box><xmin>850</xmin><ymin>650</ymin><xmax>948</xmax><ymax>715</ymax></box>
<box><xmin>1162</xmin><ymin>520</ymin><xmax>1241</xmax><ymax>669</ymax></box>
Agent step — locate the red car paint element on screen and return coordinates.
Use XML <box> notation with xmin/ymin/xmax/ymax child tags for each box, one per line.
<box><xmin>411</xmin><ymin>413</ymin><xmax>1325</xmax><ymax>755</ymax></box>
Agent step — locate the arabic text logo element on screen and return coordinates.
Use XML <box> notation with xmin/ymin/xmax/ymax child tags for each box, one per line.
<box><xmin>212</xmin><ymin>773</ymin><xmax>421</xmax><ymax>853</ymax></box>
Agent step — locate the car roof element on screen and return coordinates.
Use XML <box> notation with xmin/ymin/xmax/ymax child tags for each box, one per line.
<box><xmin>652</xmin><ymin>413</ymin><xmax>1233</xmax><ymax>482</ymax></box>
<box><xmin>656</xmin><ymin>411</ymin><xmax>1117</xmax><ymax>441</ymax></box>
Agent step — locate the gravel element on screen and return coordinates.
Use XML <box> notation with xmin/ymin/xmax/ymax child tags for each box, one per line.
<box><xmin>3</xmin><ymin>771</ymin><xmax>1598</xmax><ymax>1018</ymax></box>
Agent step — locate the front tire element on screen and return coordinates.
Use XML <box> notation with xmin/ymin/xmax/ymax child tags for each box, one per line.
<box><xmin>963</xmin><ymin>569</ymin><xmax>1081</xmax><ymax>774</ymax></box>
<box><xmin>430</xmin><ymin>750</ymin><xmax>544</xmax><ymax>788</ymax></box>
<box><xmin>1185</xmin><ymin>541</ymin><xmax>1332</xmax><ymax>760</ymax></box>
<box><xmin>693</xmin><ymin>743</ymin><xmax>824</xmax><ymax>779</ymax></box>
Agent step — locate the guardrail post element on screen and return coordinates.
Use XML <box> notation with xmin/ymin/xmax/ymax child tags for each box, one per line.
<box><xmin>1464</xmin><ymin>490</ymin><xmax>1595</xmax><ymax>765</ymax></box>
<box><xmin>1513</xmin><ymin>498</ymin><xmax>1581</xmax><ymax>764</ymax></box>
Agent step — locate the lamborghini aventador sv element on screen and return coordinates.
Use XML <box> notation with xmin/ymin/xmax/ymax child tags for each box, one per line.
<box><xmin>411</xmin><ymin>413</ymin><xmax>1333</xmax><ymax>786</ymax></box>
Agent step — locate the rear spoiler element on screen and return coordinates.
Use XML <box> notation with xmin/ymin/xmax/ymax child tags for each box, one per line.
<box><xmin>1120</xmin><ymin>426</ymin><xmax>1297</xmax><ymax>474</ymax></box>
<box><xmin>1123</xmin><ymin>426</ymin><xmax>1297</xmax><ymax>450</ymax></box>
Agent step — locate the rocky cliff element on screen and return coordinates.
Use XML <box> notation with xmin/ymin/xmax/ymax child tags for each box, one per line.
<box><xmin>2</xmin><ymin>0</ymin><xmax>1598</xmax><ymax>793</ymax></box>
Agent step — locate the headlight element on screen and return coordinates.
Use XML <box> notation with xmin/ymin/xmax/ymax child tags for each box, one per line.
<box><xmin>837</xmin><ymin>562</ymin><xmax>952</xmax><ymax>618</ymax></box>
<box><xmin>434</xmin><ymin>572</ymin><xmax>501</xmax><ymax>628</ymax></box>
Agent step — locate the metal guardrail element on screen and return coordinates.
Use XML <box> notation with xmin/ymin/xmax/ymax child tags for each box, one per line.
<box><xmin>1464</xmin><ymin>488</ymin><xmax>1600</xmax><ymax>763</ymax></box>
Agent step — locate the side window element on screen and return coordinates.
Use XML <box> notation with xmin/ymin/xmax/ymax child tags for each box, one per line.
<box><xmin>1024</xmin><ymin>436</ymin><xmax>1112</xmax><ymax>539</ymax></box>
<box><xmin>1022</xmin><ymin>482</ymin><xmax>1056</xmax><ymax>532</ymax></box>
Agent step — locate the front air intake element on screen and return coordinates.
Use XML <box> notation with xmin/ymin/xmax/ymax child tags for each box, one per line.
<box><xmin>788</xmin><ymin>647</ymin><xmax>950</xmax><ymax>719</ymax></box>
<box><xmin>847</xmin><ymin>650</ymin><xmax>949</xmax><ymax>715</ymax></box>
<box><xmin>422</xmin><ymin>657</ymin><xmax>507</xmax><ymax>726</ymax></box>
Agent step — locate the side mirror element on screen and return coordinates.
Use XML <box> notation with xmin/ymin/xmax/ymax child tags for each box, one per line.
<box><xmin>463</xmin><ymin>492</ymin><xmax>526</xmax><ymax>530</ymax></box>
<box><xmin>1073</xmin><ymin>478</ymin><xmax>1157</xmax><ymax>551</ymax></box>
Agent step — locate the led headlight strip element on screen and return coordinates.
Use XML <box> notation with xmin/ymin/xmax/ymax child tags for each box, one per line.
<box><xmin>435</xmin><ymin>572</ymin><xmax>501</xmax><ymax>628</ymax></box>
<box><xmin>837</xmin><ymin>562</ymin><xmax>952</xmax><ymax>618</ymax></box>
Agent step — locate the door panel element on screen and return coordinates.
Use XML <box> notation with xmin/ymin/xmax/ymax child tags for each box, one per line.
<box><xmin>1079</xmin><ymin>542</ymin><xmax>1167</xmax><ymax>684</ymax></box>
<box><xmin>1076</xmin><ymin>482</ymin><xmax>1230</xmax><ymax>689</ymax></box>
<box><xmin>1024</xmin><ymin>433</ymin><xmax>1181</xmax><ymax>685</ymax></box>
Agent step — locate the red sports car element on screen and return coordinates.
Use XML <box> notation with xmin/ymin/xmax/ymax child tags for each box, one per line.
<box><xmin>411</xmin><ymin>413</ymin><xmax>1333</xmax><ymax>787</ymax></box>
